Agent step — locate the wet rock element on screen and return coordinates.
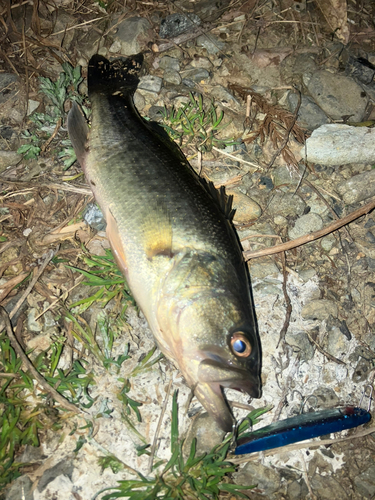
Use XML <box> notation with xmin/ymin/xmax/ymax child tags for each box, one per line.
<box><xmin>305</xmin><ymin>70</ymin><xmax>368</xmax><ymax>122</ymax></box>
<box><xmin>109</xmin><ymin>17</ymin><xmax>152</xmax><ymax>56</ymax></box>
<box><xmin>159</xmin><ymin>13</ymin><xmax>201</xmax><ymax>38</ymax></box>
<box><xmin>287</xmin><ymin>92</ymin><xmax>328</xmax><ymax>130</ymax></box>
<box><xmin>233</xmin><ymin>462</ymin><xmax>281</xmax><ymax>496</ymax></box>
<box><xmin>227</xmin><ymin>190</ymin><xmax>262</xmax><ymax>222</ymax></box>
<box><xmin>196</xmin><ymin>34</ymin><xmax>225</xmax><ymax>54</ymax></box>
<box><xmin>268</xmin><ymin>192</ymin><xmax>306</xmax><ymax>218</ymax></box>
<box><xmin>353</xmin><ymin>464</ymin><xmax>375</xmax><ymax>498</ymax></box>
<box><xmin>345</xmin><ymin>55</ymin><xmax>375</xmax><ymax>85</ymax></box>
<box><xmin>288</xmin><ymin>213</ymin><xmax>323</xmax><ymax>240</ymax></box>
<box><xmin>310</xmin><ymin>474</ymin><xmax>349</xmax><ymax>499</ymax></box>
<box><xmin>0</xmin><ymin>150</ymin><xmax>22</xmax><ymax>173</ymax></box>
<box><xmin>285</xmin><ymin>331</ymin><xmax>314</xmax><ymax>361</ymax></box>
<box><xmin>305</xmin><ymin>124</ymin><xmax>375</xmax><ymax>165</ymax></box>
<box><xmin>183</xmin><ymin>412</ymin><xmax>225</xmax><ymax>457</ymax></box>
<box><xmin>301</xmin><ymin>299</ymin><xmax>338</xmax><ymax>320</ymax></box>
<box><xmin>138</xmin><ymin>75</ymin><xmax>163</xmax><ymax>93</ymax></box>
<box><xmin>5</xmin><ymin>475</ymin><xmax>33</xmax><ymax>500</ymax></box>
<box><xmin>159</xmin><ymin>56</ymin><xmax>180</xmax><ymax>71</ymax></box>
<box><xmin>163</xmin><ymin>69</ymin><xmax>182</xmax><ymax>85</ymax></box>
<box><xmin>180</xmin><ymin>68</ymin><xmax>210</xmax><ymax>83</ymax></box>
<box><xmin>312</xmin><ymin>386</ymin><xmax>339</xmax><ymax>409</ymax></box>
<box><xmin>337</xmin><ymin>168</ymin><xmax>375</xmax><ymax>204</ymax></box>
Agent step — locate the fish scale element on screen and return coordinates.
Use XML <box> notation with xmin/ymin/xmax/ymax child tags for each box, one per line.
<box><xmin>67</xmin><ymin>53</ymin><xmax>262</xmax><ymax>431</ymax></box>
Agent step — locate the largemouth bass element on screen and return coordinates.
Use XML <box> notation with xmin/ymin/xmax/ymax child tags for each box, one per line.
<box><xmin>67</xmin><ymin>54</ymin><xmax>261</xmax><ymax>431</ymax></box>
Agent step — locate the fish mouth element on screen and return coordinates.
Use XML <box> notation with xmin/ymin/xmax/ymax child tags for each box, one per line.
<box><xmin>195</xmin><ymin>358</ymin><xmax>262</xmax><ymax>432</ymax></box>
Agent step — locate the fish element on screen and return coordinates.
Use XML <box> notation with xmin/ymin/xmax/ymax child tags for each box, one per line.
<box><xmin>67</xmin><ymin>53</ymin><xmax>262</xmax><ymax>432</ymax></box>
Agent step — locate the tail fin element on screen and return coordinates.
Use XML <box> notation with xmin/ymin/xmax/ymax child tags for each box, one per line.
<box><xmin>88</xmin><ymin>54</ymin><xmax>144</xmax><ymax>96</ymax></box>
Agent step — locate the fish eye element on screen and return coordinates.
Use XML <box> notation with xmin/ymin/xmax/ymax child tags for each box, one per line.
<box><xmin>230</xmin><ymin>332</ymin><xmax>252</xmax><ymax>357</ymax></box>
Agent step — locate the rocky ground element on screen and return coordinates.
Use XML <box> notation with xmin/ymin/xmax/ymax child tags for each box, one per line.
<box><xmin>1</xmin><ymin>0</ymin><xmax>375</xmax><ymax>499</ymax></box>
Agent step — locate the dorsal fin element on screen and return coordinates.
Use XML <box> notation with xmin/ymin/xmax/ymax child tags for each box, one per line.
<box><xmin>200</xmin><ymin>179</ymin><xmax>236</xmax><ymax>221</ymax></box>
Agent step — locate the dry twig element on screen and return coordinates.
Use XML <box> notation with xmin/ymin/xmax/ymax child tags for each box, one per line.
<box><xmin>244</xmin><ymin>198</ymin><xmax>375</xmax><ymax>260</ymax></box>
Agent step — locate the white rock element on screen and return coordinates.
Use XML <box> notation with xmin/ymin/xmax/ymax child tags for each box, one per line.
<box><xmin>303</xmin><ymin>124</ymin><xmax>375</xmax><ymax>165</ymax></box>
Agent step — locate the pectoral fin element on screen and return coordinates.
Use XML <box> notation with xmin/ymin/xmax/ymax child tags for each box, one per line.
<box><xmin>67</xmin><ymin>102</ymin><xmax>89</xmax><ymax>168</ymax></box>
<box><xmin>106</xmin><ymin>209</ymin><xmax>128</xmax><ymax>276</ymax></box>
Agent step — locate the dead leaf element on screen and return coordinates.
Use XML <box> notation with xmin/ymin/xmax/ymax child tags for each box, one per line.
<box><xmin>315</xmin><ymin>0</ymin><xmax>349</xmax><ymax>44</ymax></box>
<box><xmin>251</xmin><ymin>48</ymin><xmax>293</xmax><ymax>68</ymax></box>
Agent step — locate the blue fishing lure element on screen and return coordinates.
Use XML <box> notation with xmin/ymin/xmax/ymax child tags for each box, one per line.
<box><xmin>234</xmin><ymin>406</ymin><xmax>371</xmax><ymax>455</ymax></box>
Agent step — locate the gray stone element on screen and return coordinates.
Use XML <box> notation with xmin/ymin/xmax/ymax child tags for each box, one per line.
<box><xmin>189</xmin><ymin>57</ymin><xmax>213</xmax><ymax>69</ymax></box>
<box><xmin>253</xmin><ymin>280</ymin><xmax>282</xmax><ymax>296</ymax></box>
<box><xmin>0</xmin><ymin>74</ymin><xmax>19</xmax><ymax>104</ymax></box>
<box><xmin>337</xmin><ymin>168</ymin><xmax>375</xmax><ymax>204</ymax></box>
<box><xmin>346</xmin><ymin>55</ymin><xmax>375</xmax><ymax>85</ymax></box>
<box><xmin>310</xmin><ymin>474</ymin><xmax>349</xmax><ymax>499</ymax></box>
<box><xmin>352</xmin><ymin>357</ymin><xmax>372</xmax><ymax>383</ymax></box>
<box><xmin>210</xmin><ymin>85</ymin><xmax>241</xmax><ymax>110</ymax></box>
<box><xmin>301</xmin><ymin>299</ymin><xmax>338</xmax><ymax>320</ymax></box>
<box><xmin>27</xmin><ymin>99</ymin><xmax>40</xmax><ymax>115</ymax></box>
<box><xmin>249</xmin><ymin>260</ymin><xmax>280</xmax><ymax>279</ymax></box>
<box><xmin>0</xmin><ymin>150</ymin><xmax>22</xmax><ymax>173</ymax></box>
<box><xmin>183</xmin><ymin>413</ymin><xmax>225</xmax><ymax>458</ymax></box>
<box><xmin>163</xmin><ymin>69</ymin><xmax>181</xmax><ymax>85</ymax></box>
<box><xmin>159</xmin><ymin>56</ymin><xmax>180</xmax><ymax>71</ymax></box>
<box><xmin>287</xmin><ymin>479</ymin><xmax>309</xmax><ymax>500</ymax></box>
<box><xmin>321</xmin><ymin>235</ymin><xmax>336</xmax><ymax>252</ymax></box>
<box><xmin>271</xmin><ymin>166</ymin><xmax>300</xmax><ymax>187</ymax></box>
<box><xmin>268</xmin><ymin>192</ymin><xmax>306</xmax><ymax>218</ymax></box>
<box><xmin>159</xmin><ymin>13</ymin><xmax>201</xmax><ymax>38</ymax></box>
<box><xmin>180</xmin><ymin>68</ymin><xmax>210</xmax><ymax>83</ymax></box>
<box><xmin>196</xmin><ymin>34</ymin><xmax>225</xmax><ymax>54</ymax></box>
<box><xmin>353</xmin><ymin>464</ymin><xmax>375</xmax><ymax>498</ymax></box>
<box><xmin>273</xmin><ymin>215</ymin><xmax>288</xmax><ymax>226</ymax></box>
<box><xmin>297</xmin><ymin>268</ymin><xmax>317</xmax><ymax>281</ymax></box>
<box><xmin>287</xmin><ymin>91</ymin><xmax>328</xmax><ymax>130</ymax></box>
<box><xmin>288</xmin><ymin>213</ymin><xmax>323</xmax><ymax>240</ymax></box>
<box><xmin>234</xmin><ymin>462</ymin><xmax>280</xmax><ymax>495</ymax></box>
<box><xmin>325</xmin><ymin>326</ymin><xmax>350</xmax><ymax>358</ymax></box>
<box><xmin>312</xmin><ymin>386</ymin><xmax>339</xmax><ymax>409</ymax></box>
<box><xmin>304</xmin><ymin>124</ymin><xmax>375</xmax><ymax>165</ymax></box>
<box><xmin>285</xmin><ymin>331</ymin><xmax>314</xmax><ymax>361</ymax></box>
<box><xmin>5</xmin><ymin>475</ymin><xmax>33</xmax><ymax>500</ymax></box>
<box><xmin>306</xmin><ymin>71</ymin><xmax>368</xmax><ymax>122</ymax></box>
<box><xmin>109</xmin><ymin>17</ymin><xmax>152</xmax><ymax>56</ymax></box>
<box><xmin>138</xmin><ymin>75</ymin><xmax>163</xmax><ymax>93</ymax></box>
<box><xmin>38</xmin><ymin>460</ymin><xmax>74</xmax><ymax>492</ymax></box>
<box><xmin>83</xmin><ymin>203</ymin><xmax>106</xmax><ymax>231</ymax></box>
<box><xmin>227</xmin><ymin>190</ymin><xmax>261</xmax><ymax>223</ymax></box>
